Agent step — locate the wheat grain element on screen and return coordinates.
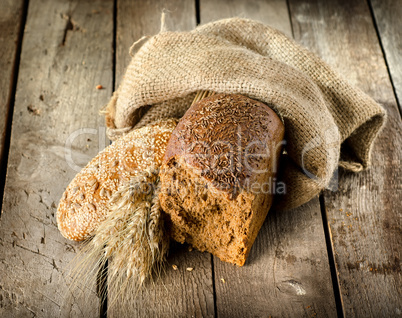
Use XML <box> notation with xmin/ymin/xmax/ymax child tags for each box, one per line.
<box><xmin>68</xmin><ymin>166</ymin><xmax>169</xmax><ymax>306</ymax></box>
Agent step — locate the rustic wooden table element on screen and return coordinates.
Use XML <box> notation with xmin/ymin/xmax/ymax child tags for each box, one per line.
<box><xmin>0</xmin><ymin>0</ymin><xmax>401</xmax><ymax>317</ymax></box>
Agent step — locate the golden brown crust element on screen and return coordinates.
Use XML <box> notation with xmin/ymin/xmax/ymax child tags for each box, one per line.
<box><xmin>57</xmin><ymin>119</ymin><xmax>177</xmax><ymax>241</ymax></box>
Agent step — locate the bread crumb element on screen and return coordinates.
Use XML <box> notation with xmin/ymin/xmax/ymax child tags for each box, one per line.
<box><xmin>172</xmin><ymin>264</ymin><xmax>178</xmax><ymax>270</ymax></box>
<box><xmin>221</xmin><ymin>278</ymin><xmax>225</xmax><ymax>283</ymax></box>
<box><xmin>186</xmin><ymin>267</ymin><xmax>194</xmax><ymax>272</ymax></box>
<box><xmin>27</xmin><ymin>105</ymin><xmax>40</xmax><ymax>115</ymax></box>
<box><xmin>188</xmin><ymin>246</ymin><xmax>193</xmax><ymax>252</ymax></box>
<box><xmin>96</xmin><ymin>85</ymin><xmax>103</xmax><ymax>90</ymax></box>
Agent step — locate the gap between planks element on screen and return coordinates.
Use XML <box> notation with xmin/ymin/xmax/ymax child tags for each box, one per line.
<box><xmin>0</xmin><ymin>0</ymin><xmax>29</xmax><ymax>216</ymax></box>
<box><xmin>368</xmin><ymin>0</ymin><xmax>402</xmax><ymax>117</ymax></box>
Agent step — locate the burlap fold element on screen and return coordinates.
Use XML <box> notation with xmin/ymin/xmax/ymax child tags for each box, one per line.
<box><xmin>105</xmin><ymin>18</ymin><xmax>386</xmax><ymax>211</ymax></box>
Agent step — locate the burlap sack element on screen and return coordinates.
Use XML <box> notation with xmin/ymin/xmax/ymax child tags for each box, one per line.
<box><xmin>104</xmin><ymin>18</ymin><xmax>386</xmax><ymax>211</ymax></box>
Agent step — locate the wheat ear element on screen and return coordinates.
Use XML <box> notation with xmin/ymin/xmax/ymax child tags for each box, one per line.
<box><xmin>68</xmin><ymin>166</ymin><xmax>168</xmax><ymax>306</ymax></box>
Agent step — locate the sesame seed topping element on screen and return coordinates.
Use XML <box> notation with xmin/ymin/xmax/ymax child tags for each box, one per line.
<box><xmin>56</xmin><ymin>119</ymin><xmax>178</xmax><ymax>241</ymax></box>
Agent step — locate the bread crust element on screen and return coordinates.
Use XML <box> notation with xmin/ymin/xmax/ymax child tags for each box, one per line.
<box><xmin>57</xmin><ymin>119</ymin><xmax>177</xmax><ymax>241</ymax></box>
<box><xmin>164</xmin><ymin>94</ymin><xmax>284</xmax><ymax>199</ymax></box>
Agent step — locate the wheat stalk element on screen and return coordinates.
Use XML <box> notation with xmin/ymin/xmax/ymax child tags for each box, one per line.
<box><xmin>69</xmin><ymin>166</ymin><xmax>168</xmax><ymax>306</ymax></box>
<box><xmin>191</xmin><ymin>90</ymin><xmax>215</xmax><ymax>106</ymax></box>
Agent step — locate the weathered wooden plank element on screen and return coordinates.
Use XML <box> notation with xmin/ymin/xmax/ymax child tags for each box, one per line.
<box><xmin>370</xmin><ymin>0</ymin><xmax>402</xmax><ymax>112</ymax></box>
<box><xmin>0</xmin><ymin>0</ymin><xmax>25</xmax><ymax>207</ymax></box>
<box><xmin>199</xmin><ymin>0</ymin><xmax>292</xmax><ymax>36</ymax></box>
<box><xmin>288</xmin><ymin>0</ymin><xmax>402</xmax><ymax>316</ymax></box>
<box><xmin>0</xmin><ymin>0</ymin><xmax>113</xmax><ymax>316</ymax></box>
<box><xmin>200</xmin><ymin>1</ymin><xmax>338</xmax><ymax>317</ymax></box>
<box><xmin>214</xmin><ymin>199</ymin><xmax>338</xmax><ymax>317</ymax></box>
<box><xmin>109</xmin><ymin>242</ymin><xmax>215</xmax><ymax>317</ymax></box>
<box><xmin>109</xmin><ymin>1</ymin><xmax>215</xmax><ymax>317</ymax></box>
<box><xmin>116</xmin><ymin>0</ymin><xmax>197</xmax><ymax>87</ymax></box>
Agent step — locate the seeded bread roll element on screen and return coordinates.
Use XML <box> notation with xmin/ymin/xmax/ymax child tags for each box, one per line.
<box><xmin>159</xmin><ymin>94</ymin><xmax>284</xmax><ymax>266</ymax></box>
<box><xmin>57</xmin><ymin>119</ymin><xmax>178</xmax><ymax>241</ymax></box>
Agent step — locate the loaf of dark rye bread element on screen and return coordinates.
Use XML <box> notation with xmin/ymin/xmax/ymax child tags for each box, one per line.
<box><xmin>159</xmin><ymin>94</ymin><xmax>285</xmax><ymax>266</ymax></box>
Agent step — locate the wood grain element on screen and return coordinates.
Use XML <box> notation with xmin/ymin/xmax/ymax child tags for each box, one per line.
<box><xmin>116</xmin><ymin>0</ymin><xmax>196</xmax><ymax>87</ymax></box>
<box><xmin>213</xmin><ymin>199</ymin><xmax>338</xmax><ymax>318</ymax></box>
<box><xmin>109</xmin><ymin>243</ymin><xmax>215</xmax><ymax>317</ymax></box>
<box><xmin>0</xmin><ymin>0</ymin><xmax>25</xmax><ymax>208</ymax></box>
<box><xmin>199</xmin><ymin>0</ymin><xmax>292</xmax><ymax>36</ymax></box>
<box><xmin>109</xmin><ymin>1</ymin><xmax>215</xmax><ymax>317</ymax></box>
<box><xmin>288</xmin><ymin>0</ymin><xmax>402</xmax><ymax>316</ymax></box>
<box><xmin>370</xmin><ymin>0</ymin><xmax>402</xmax><ymax>113</ymax></box>
<box><xmin>200</xmin><ymin>1</ymin><xmax>337</xmax><ymax>317</ymax></box>
<box><xmin>0</xmin><ymin>0</ymin><xmax>113</xmax><ymax>316</ymax></box>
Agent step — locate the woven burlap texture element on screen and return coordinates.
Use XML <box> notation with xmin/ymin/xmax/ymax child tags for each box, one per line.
<box><xmin>105</xmin><ymin>18</ymin><xmax>386</xmax><ymax>211</ymax></box>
